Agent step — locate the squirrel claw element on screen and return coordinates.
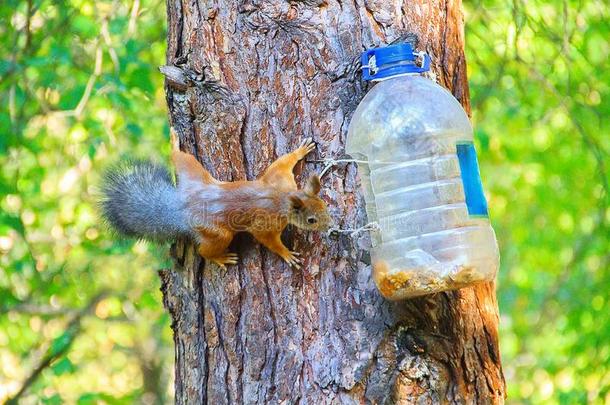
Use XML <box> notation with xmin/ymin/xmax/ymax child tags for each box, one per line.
<box><xmin>299</xmin><ymin>137</ymin><xmax>313</xmax><ymax>147</ymax></box>
<box><xmin>284</xmin><ymin>251</ymin><xmax>302</xmax><ymax>269</ymax></box>
<box><xmin>211</xmin><ymin>253</ymin><xmax>239</xmax><ymax>269</ymax></box>
<box><xmin>298</xmin><ymin>137</ymin><xmax>316</xmax><ymax>156</ymax></box>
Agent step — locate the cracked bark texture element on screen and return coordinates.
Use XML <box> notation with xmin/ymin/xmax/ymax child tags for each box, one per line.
<box><xmin>159</xmin><ymin>0</ymin><xmax>505</xmax><ymax>403</ymax></box>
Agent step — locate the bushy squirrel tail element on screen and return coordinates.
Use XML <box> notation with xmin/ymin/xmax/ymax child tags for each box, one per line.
<box><xmin>99</xmin><ymin>160</ymin><xmax>192</xmax><ymax>242</ymax></box>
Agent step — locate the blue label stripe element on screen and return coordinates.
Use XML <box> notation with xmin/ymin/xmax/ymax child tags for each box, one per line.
<box><xmin>456</xmin><ymin>142</ymin><xmax>489</xmax><ymax>217</ymax></box>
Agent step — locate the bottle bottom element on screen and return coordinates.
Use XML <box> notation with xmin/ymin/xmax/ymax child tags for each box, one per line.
<box><xmin>372</xmin><ymin>258</ymin><xmax>497</xmax><ymax>300</ymax></box>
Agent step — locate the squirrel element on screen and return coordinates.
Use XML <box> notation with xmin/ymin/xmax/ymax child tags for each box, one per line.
<box><xmin>99</xmin><ymin>138</ymin><xmax>331</xmax><ymax>269</ymax></box>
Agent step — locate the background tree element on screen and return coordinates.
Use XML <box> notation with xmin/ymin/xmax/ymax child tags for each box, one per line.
<box><xmin>160</xmin><ymin>0</ymin><xmax>505</xmax><ymax>403</ymax></box>
<box><xmin>0</xmin><ymin>0</ymin><xmax>174</xmax><ymax>402</ymax></box>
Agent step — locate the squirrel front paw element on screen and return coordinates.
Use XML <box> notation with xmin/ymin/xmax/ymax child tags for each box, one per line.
<box><xmin>282</xmin><ymin>251</ymin><xmax>302</xmax><ymax>269</ymax></box>
<box><xmin>296</xmin><ymin>137</ymin><xmax>316</xmax><ymax>158</ymax></box>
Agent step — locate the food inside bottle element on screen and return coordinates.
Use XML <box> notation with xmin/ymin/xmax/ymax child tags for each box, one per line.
<box><xmin>373</xmin><ymin>259</ymin><xmax>485</xmax><ymax>300</ymax></box>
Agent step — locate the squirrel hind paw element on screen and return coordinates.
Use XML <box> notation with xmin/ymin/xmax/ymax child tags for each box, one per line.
<box><xmin>210</xmin><ymin>253</ymin><xmax>239</xmax><ymax>268</ymax></box>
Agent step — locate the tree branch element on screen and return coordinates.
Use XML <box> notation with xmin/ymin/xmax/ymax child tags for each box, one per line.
<box><xmin>5</xmin><ymin>291</ymin><xmax>109</xmax><ymax>404</ymax></box>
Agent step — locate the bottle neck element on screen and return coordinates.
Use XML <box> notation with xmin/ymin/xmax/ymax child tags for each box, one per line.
<box><xmin>371</xmin><ymin>71</ymin><xmax>424</xmax><ymax>82</ymax></box>
<box><xmin>361</xmin><ymin>45</ymin><xmax>431</xmax><ymax>81</ymax></box>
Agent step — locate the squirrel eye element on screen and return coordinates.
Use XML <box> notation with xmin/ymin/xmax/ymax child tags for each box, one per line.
<box><xmin>307</xmin><ymin>217</ymin><xmax>317</xmax><ymax>224</ymax></box>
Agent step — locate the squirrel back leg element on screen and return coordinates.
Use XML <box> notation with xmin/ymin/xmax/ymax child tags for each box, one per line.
<box><xmin>252</xmin><ymin>231</ymin><xmax>302</xmax><ymax>269</ymax></box>
<box><xmin>196</xmin><ymin>227</ymin><xmax>236</xmax><ymax>269</ymax></box>
<box><xmin>172</xmin><ymin>151</ymin><xmax>219</xmax><ymax>185</ymax></box>
<box><xmin>259</xmin><ymin>138</ymin><xmax>315</xmax><ymax>190</ymax></box>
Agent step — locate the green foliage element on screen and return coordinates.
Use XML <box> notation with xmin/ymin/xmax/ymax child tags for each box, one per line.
<box><xmin>0</xmin><ymin>0</ymin><xmax>607</xmax><ymax>403</ymax></box>
<box><xmin>0</xmin><ymin>0</ymin><xmax>172</xmax><ymax>403</ymax></box>
<box><xmin>465</xmin><ymin>0</ymin><xmax>609</xmax><ymax>403</ymax></box>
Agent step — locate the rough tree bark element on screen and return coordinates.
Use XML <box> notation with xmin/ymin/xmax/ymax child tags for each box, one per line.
<box><xmin>159</xmin><ymin>0</ymin><xmax>505</xmax><ymax>403</ymax></box>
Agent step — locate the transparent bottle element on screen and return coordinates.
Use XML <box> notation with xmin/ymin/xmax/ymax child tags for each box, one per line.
<box><xmin>346</xmin><ymin>43</ymin><xmax>499</xmax><ymax>300</ymax></box>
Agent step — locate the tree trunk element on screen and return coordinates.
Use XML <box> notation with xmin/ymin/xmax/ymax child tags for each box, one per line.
<box><xmin>159</xmin><ymin>0</ymin><xmax>505</xmax><ymax>403</ymax></box>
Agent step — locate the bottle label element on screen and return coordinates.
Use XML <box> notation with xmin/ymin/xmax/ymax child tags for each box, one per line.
<box><xmin>456</xmin><ymin>142</ymin><xmax>489</xmax><ymax>217</ymax></box>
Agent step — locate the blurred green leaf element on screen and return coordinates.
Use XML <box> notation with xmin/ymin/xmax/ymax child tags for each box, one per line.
<box><xmin>72</xmin><ymin>15</ymin><xmax>99</xmax><ymax>39</ymax></box>
<box><xmin>51</xmin><ymin>357</ymin><xmax>76</xmax><ymax>376</ymax></box>
<box><xmin>42</xmin><ymin>394</ymin><xmax>63</xmax><ymax>405</ymax></box>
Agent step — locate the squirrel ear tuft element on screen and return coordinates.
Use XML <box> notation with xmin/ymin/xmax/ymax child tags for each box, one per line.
<box><xmin>290</xmin><ymin>195</ymin><xmax>304</xmax><ymax>211</ymax></box>
<box><xmin>305</xmin><ymin>175</ymin><xmax>321</xmax><ymax>195</ymax></box>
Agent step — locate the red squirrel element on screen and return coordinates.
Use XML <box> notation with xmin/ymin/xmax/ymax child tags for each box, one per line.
<box><xmin>100</xmin><ymin>138</ymin><xmax>331</xmax><ymax>269</ymax></box>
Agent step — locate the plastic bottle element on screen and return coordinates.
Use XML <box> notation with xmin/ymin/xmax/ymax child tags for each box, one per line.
<box><xmin>346</xmin><ymin>43</ymin><xmax>500</xmax><ymax>300</ymax></box>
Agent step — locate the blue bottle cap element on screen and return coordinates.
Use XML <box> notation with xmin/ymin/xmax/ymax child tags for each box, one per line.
<box><xmin>361</xmin><ymin>43</ymin><xmax>431</xmax><ymax>81</ymax></box>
